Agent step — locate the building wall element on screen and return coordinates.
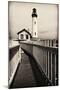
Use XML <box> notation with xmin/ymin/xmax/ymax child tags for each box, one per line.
<box><xmin>18</xmin><ymin>31</ymin><xmax>30</xmax><ymax>40</ymax></box>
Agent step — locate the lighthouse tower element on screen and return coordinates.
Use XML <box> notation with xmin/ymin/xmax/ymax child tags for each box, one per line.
<box><xmin>32</xmin><ymin>8</ymin><xmax>38</xmax><ymax>39</ymax></box>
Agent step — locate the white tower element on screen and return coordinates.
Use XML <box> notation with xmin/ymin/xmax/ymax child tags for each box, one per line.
<box><xmin>32</xmin><ymin>8</ymin><xmax>38</xmax><ymax>38</ymax></box>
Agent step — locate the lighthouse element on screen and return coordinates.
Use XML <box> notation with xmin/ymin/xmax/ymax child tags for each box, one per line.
<box><xmin>32</xmin><ymin>8</ymin><xmax>38</xmax><ymax>39</ymax></box>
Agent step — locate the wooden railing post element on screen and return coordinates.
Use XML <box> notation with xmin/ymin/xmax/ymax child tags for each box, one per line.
<box><xmin>48</xmin><ymin>51</ymin><xmax>49</xmax><ymax>79</ymax></box>
<box><xmin>51</xmin><ymin>53</ymin><xmax>52</xmax><ymax>82</ymax></box>
<box><xmin>55</xmin><ymin>54</ymin><xmax>57</xmax><ymax>85</ymax></box>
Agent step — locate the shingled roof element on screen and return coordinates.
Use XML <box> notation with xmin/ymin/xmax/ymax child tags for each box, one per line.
<box><xmin>17</xmin><ymin>28</ymin><xmax>32</xmax><ymax>38</ymax></box>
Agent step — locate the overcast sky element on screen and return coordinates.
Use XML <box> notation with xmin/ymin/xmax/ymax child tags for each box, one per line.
<box><xmin>8</xmin><ymin>2</ymin><xmax>58</xmax><ymax>39</ymax></box>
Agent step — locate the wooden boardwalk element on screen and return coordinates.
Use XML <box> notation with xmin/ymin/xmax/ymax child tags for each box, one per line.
<box><xmin>10</xmin><ymin>53</ymin><xmax>37</xmax><ymax>88</ymax></box>
<box><xmin>10</xmin><ymin>52</ymin><xmax>52</xmax><ymax>88</ymax></box>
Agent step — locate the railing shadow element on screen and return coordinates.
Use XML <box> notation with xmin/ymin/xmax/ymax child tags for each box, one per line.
<box><xmin>21</xmin><ymin>48</ymin><xmax>53</xmax><ymax>87</ymax></box>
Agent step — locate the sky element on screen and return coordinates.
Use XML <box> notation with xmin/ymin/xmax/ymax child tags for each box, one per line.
<box><xmin>8</xmin><ymin>1</ymin><xmax>58</xmax><ymax>40</ymax></box>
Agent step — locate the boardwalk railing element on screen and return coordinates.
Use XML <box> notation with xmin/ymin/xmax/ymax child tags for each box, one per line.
<box><xmin>40</xmin><ymin>39</ymin><xmax>58</xmax><ymax>47</ymax></box>
<box><xmin>20</xmin><ymin>41</ymin><xmax>58</xmax><ymax>86</ymax></box>
<box><xmin>9</xmin><ymin>40</ymin><xmax>21</xmax><ymax>86</ymax></box>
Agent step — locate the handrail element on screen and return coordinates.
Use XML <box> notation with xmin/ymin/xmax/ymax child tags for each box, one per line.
<box><xmin>20</xmin><ymin>41</ymin><xmax>58</xmax><ymax>86</ymax></box>
<box><xmin>9</xmin><ymin>41</ymin><xmax>21</xmax><ymax>86</ymax></box>
<box><xmin>20</xmin><ymin>41</ymin><xmax>58</xmax><ymax>52</ymax></box>
<box><xmin>9</xmin><ymin>40</ymin><xmax>20</xmax><ymax>49</ymax></box>
<box><xmin>9</xmin><ymin>44</ymin><xmax>20</xmax><ymax>49</ymax></box>
<box><xmin>21</xmin><ymin>47</ymin><xmax>53</xmax><ymax>86</ymax></box>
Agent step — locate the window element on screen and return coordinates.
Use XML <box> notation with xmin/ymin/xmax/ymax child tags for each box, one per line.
<box><xmin>21</xmin><ymin>34</ymin><xmax>23</xmax><ymax>39</ymax></box>
<box><xmin>26</xmin><ymin>34</ymin><xmax>28</xmax><ymax>39</ymax></box>
<box><xmin>35</xmin><ymin>32</ymin><xmax>36</xmax><ymax>36</ymax></box>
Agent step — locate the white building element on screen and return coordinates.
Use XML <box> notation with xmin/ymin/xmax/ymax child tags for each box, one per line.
<box><xmin>32</xmin><ymin>8</ymin><xmax>38</xmax><ymax>39</ymax></box>
<box><xmin>17</xmin><ymin>28</ymin><xmax>32</xmax><ymax>41</ymax></box>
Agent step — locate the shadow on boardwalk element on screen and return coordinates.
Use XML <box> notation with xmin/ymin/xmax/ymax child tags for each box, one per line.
<box><xmin>10</xmin><ymin>50</ymin><xmax>52</xmax><ymax>89</ymax></box>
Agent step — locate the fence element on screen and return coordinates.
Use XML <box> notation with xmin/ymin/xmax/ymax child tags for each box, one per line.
<box><xmin>20</xmin><ymin>41</ymin><xmax>58</xmax><ymax>85</ymax></box>
<box><xmin>9</xmin><ymin>40</ymin><xmax>21</xmax><ymax>86</ymax></box>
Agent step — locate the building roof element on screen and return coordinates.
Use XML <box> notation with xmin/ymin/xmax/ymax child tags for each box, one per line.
<box><xmin>17</xmin><ymin>28</ymin><xmax>32</xmax><ymax>38</ymax></box>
